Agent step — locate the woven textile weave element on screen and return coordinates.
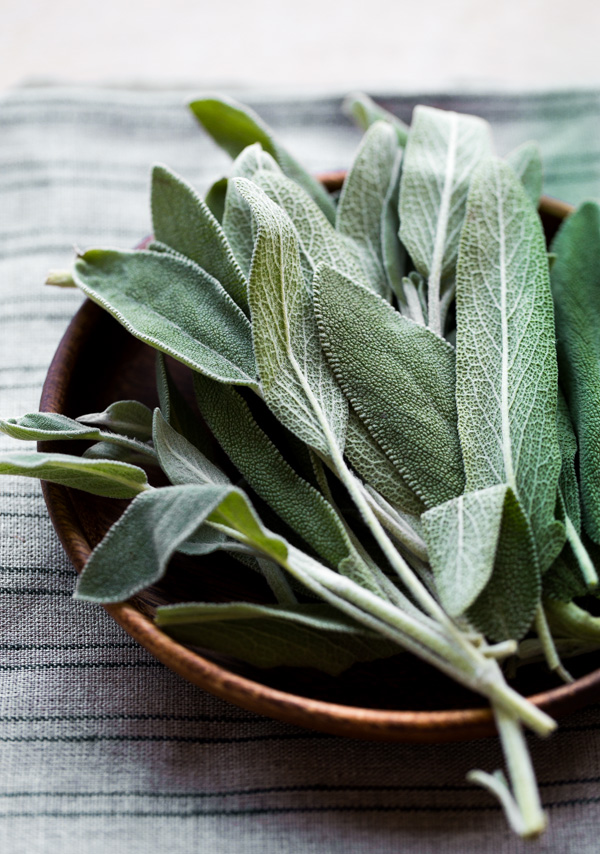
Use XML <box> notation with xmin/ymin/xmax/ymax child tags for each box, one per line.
<box><xmin>1</xmin><ymin>87</ymin><xmax>600</xmax><ymax>854</ymax></box>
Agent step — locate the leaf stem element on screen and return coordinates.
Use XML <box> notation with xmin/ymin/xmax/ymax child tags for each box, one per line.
<box><xmin>534</xmin><ymin>604</ymin><xmax>574</xmax><ymax>683</ymax></box>
<box><xmin>565</xmin><ymin>514</ymin><xmax>598</xmax><ymax>589</ymax></box>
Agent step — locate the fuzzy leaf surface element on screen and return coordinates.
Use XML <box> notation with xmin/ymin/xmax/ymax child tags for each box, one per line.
<box><xmin>551</xmin><ymin>202</ymin><xmax>600</xmax><ymax>543</ymax></box>
<box><xmin>235</xmin><ymin>178</ymin><xmax>347</xmax><ymax>458</ymax></box>
<box><xmin>73</xmin><ymin>249</ymin><xmax>257</xmax><ymax>387</ymax></box>
<box><xmin>0</xmin><ymin>451</ymin><xmax>149</xmax><ymax>498</ymax></box>
<box><xmin>189</xmin><ymin>96</ymin><xmax>336</xmax><ymax>223</ymax></box>
<box><xmin>153</xmin><ymin>409</ymin><xmax>230</xmax><ymax>487</ymax></box>
<box><xmin>455</xmin><ymin>158</ymin><xmax>563</xmax><ymax>572</ymax></box>
<box><xmin>76</xmin><ymin>400</ymin><xmax>153</xmax><ymax>441</ymax></box>
<box><xmin>155</xmin><ymin>601</ymin><xmax>398</xmax><ymax>675</ymax></box>
<box><xmin>151</xmin><ymin>164</ymin><xmax>248</xmax><ymax>313</ymax></box>
<box><xmin>336</xmin><ymin>121</ymin><xmax>398</xmax><ymax>298</ymax></box>
<box><xmin>314</xmin><ymin>264</ymin><xmax>464</xmax><ymax>507</ymax></box>
<box><xmin>505</xmin><ymin>141</ymin><xmax>543</xmax><ymax>208</ymax></box>
<box><xmin>557</xmin><ymin>389</ymin><xmax>581</xmax><ymax>531</ymax></box>
<box><xmin>342</xmin><ymin>92</ymin><xmax>409</xmax><ymax>146</ymax></box>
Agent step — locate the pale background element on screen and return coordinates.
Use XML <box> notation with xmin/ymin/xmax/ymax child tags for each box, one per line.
<box><xmin>0</xmin><ymin>0</ymin><xmax>598</xmax><ymax>93</ymax></box>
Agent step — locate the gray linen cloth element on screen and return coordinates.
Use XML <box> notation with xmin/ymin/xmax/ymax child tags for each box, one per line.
<box><xmin>1</xmin><ymin>87</ymin><xmax>600</xmax><ymax>854</ymax></box>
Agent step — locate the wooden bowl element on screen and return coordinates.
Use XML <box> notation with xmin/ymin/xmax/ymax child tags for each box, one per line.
<box><xmin>38</xmin><ymin>191</ymin><xmax>600</xmax><ymax>742</ymax></box>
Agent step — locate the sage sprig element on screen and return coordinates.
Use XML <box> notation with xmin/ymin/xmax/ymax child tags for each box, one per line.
<box><xmin>6</xmin><ymin>95</ymin><xmax>600</xmax><ymax>840</ymax></box>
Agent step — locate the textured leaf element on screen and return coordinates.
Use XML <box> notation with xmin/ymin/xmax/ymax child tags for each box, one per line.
<box><xmin>75</xmin><ymin>484</ymin><xmax>231</xmax><ymax>602</ymax></box>
<box><xmin>208</xmin><ymin>488</ymin><xmax>289</xmax><ymax>565</ymax></box>
<box><xmin>551</xmin><ymin>202</ymin><xmax>600</xmax><ymax>543</ymax></box>
<box><xmin>336</xmin><ymin>122</ymin><xmax>398</xmax><ymax>298</ymax></box>
<box><xmin>465</xmin><ymin>487</ymin><xmax>539</xmax><ymax>641</ymax></box>
<box><xmin>204</xmin><ymin>176</ymin><xmax>227</xmax><ymax>222</ymax></box>
<box><xmin>189</xmin><ymin>95</ymin><xmax>336</xmax><ymax>223</ymax></box>
<box><xmin>73</xmin><ymin>249</ymin><xmax>257</xmax><ymax>387</ymax></box>
<box><xmin>543</xmin><ymin>544</ymin><xmax>589</xmax><ymax>603</ymax></box>
<box><xmin>234</xmin><ymin>178</ymin><xmax>348</xmax><ymax>458</ymax></box>
<box><xmin>399</xmin><ymin>106</ymin><xmax>492</xmax><ymax>335</ymax></box>
<box><xmin>455</xmin><ymin>158</ymin><xmax>563</xmax><ymax>572</ymax></box>
<box><xmin>193</xmin><ymin>373</ymin><xmax>381</xmax><ymax>592</ymax></box>
<box><xmin>556</xmin><ymin>390</ymin><xmax>581</xmax><ymax>531</ymax></box>
<box><xmin>505</xmin><ymin>141</ymin><xmax>543</xmax><ymax>208</ymax></box>
<box><xmin>222</xmin><ymin>144</ymin><xmax>281</xmax><ymax>277</ymax></box>
<box><xmin>423</xmin><ymin>484</ymin><xmax>538</xmax><ymax>625</ymax></box>
<box><xmin>151</xmin><ymin>164</ymin><xmax>248</xmax><ymax>314</ymax></box>
<box><xmin>155</xmin><ymin>601</ymin><xmax>398</xmax><ymax>675</ymax></box>
<box><xmin>82</xmin><ymin>441</ymin><xmax>154</xmax><ymax>466</ymax></box>
<box><xmin>0</xmin><ymin>451</ymin><xmax>149</xmax><ymax>498</ymax></box>
<box><xmin>381</xmin><ymin>150</ymin><xmax>406</xmax><ymax>298</ymax></box>
<box><xmin>314</xmin><ymin>264</ymin><xmax>464</xmax><ymax>507</ymax></box>
<box><xmin>250</xmin><ymin>168</ymin><xmax>366</xmax><ymax>289</ymax></box>
<box><xmin>76</xmin><ymin>400</ymin><xmax>153</xmax><ymax>441</ymax></box>
<box><xmin>152</xmin><ymin>409</ymin><xmax>230</xmax><ymax>487</ymax></box>
<box><xmin>342</xmin><ymin>92</ymin><xmax>409</xmax><ymax>146</ymax></box>
<box><xmin>345</xmin><ymin>409</ymin><xmax>424</xmax><ymax>516</ymax></box>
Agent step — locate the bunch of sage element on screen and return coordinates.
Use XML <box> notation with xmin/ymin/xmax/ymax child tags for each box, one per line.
<box><xmin>3</xmin><ymin>92</ymin><xmax>600</xmax><ymax>839</ymax></box>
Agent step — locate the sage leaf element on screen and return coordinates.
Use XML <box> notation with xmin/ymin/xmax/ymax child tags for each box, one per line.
<box><xmin>399</xmin><ymin>106</ymin><xmax>492</xmax><ymax>335</ymax></box>
<box><xmin>0</xmin><ymin>451</ymin><xmax>149</xmax><ymax>498</ymax></box>
<box><xmin>345</xmin><ymin>409</ymin><xmax>424</xmax><ymax>516</ymax></box>
<box><xmin>423</xmin><ymin>485</ymin><xmax>539</xmax><ymax>628</ymax></box>
<box><xmin>152</xmin><ymin>409</ymin><xmax>230</xmax><ymax>487</ymax></box>
<box><xmin>189</xmin><ymin>95</ymin><xmax>336</xmax><ymax>223</ymax></box>
<box><xmin>193</xmin><ymin>373</ymin><xmax>382</xmax><ymax>593</ymax></box>
<box><xmin>381</xmin><ymin>150</ymin><xmax>406</xmax><ymax>298</ymax></box>
<box><xmin>505</xmin><ymin>141</ymin><xmax>543</xmax><ymax>208</ymax></box>
<box><xmin>76</xmin><ymin>400</ymin><xmax>153</xmax><ymax>441</ymax></box>
<box><xmin>551</xmin><ymin>202</ymin><xmax>600</xmax><ymax>544</ymax></box>
<box><xmin>234</xmin><ymin>178</ymin><xmax>348</xmax><ymax>458</ymax></box>
<box><xmin>464</xmin><ymin>488</ymin><xmax>539</xmax><ymax>641</ymax></box>
<box><xmin>204</xmin><ymin>176</ymin><xmax>227</xmax><ymax>222</ymax></box>
<box><xmin>455</xmin><ymin>157</ymin><xmax>563</xmax><ymax>572</ymax></box>
<box><xmin>155</xmin><ymin>352</ymin><xmax>216</xmax><ymax>462</ymax></box>
<box><xmin>557</xmin><ymin>390</ymin><xmax>581</xmax><ymax>531</ymax></box>
<box><xmin>336</xmin><ymin>121</ymin><xmax>398</xmax><ymax>298</ymax></box>
<box><xmin>82</xmin><ymin>441</ymin><xmax>154</xmax><ymax>467</ymax></box>
<box><xmin>155</xmin><ymin>601</ymin><xmax>398</xmax><ymax>675</ymax></box>
<box><xmin>342</xmin><ymin>92</ymin><xmax>409</xmax><ymax>146</ymax></box>
<box><xmin>250</xmin><ymin>168</ymin><xmax>366</xmax><ymax>289</ymax></box>
<box><xmin>75</xmin><ymin>483</ymin><xmax>231</xmax><ymax>602</ymax></box>
<box><xmin>543</xmin><ymin>549</ymin><xmax>589</xmax><ymax>603</ymax></box>
<box><xmin>207</xmin><ymin>488</ymin><xmax>289</xmax><ymax>565</ymax></box>
<box><xmin>151</xmin><ymin>164</ymin><xmax>248</xmax><ymax>314</ymax></box>
<box><xmin>313</xmin><ymin>264</ymin><xmax>464</xmax><ymax>507</ymax></box>
<box><xmin>73</xmin><ymin>249</ymin><xmax>257</xmax><ymax>387</ymax></box>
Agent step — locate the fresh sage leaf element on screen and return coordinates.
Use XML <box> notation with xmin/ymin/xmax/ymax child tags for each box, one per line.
<box><xmin>342</xmin><ymin>92</ymin><xmax>409</xmax><ymax>146</ymax></box>
<box><xmin>152</xmin><ymin>409</ymin><xmax>230</xmax><ymax>487</ymax></box>
<box><xmin>381</xmin><ymin>150</ymin><xmax>406</xmax><ymax>299</ymax></box>
<box><xmin>73</xmin><ymin>249</ymin><xmax>257</xmax><ymax>388</ymax></box>
<box><xmin>82</xmin><ymin>441</ymin><xmax>155</xmax><ymax>466</ymax></box>
<box><xmin>336</xmin><ymin>121</ymin><xmax>398</xmax><ymax>299</ymax></box>
<box><xmin>76</xmin><ymin>400</ymin><xmax>153</xmax><ymax>441</ymax></box>
<box><xmin>75</xmin><ymin>483</ymin><xmax>231</xmax><ymax>602</ymax></box>
<box><xmin>313</xmin><ymin>264</ymin><xmax>464</xmax><ymax>507</ymax></box>
<box><xmin>0</xmin><ymin>451</ymin><xmax>149</xmax><ymax>498</ymax></box>
<box><xmin>556</xmin><ymin>390</ymin><xmax>581</xmax><ymax>531</ymax></box>
<box><xmin>455</xmin><ymin>157</ymin><xmax>563</xmax><ymax>572</ymax></box>
<box><xmin>189</xmin><ymin>95</ymin><xmax>337</xmax><ymax>223</ymax></box>
<box><xmin>204</xmin><ymin>176</ymin><xmax>228</xmax><ymax>222</ymax></box>
<box><xmin>551</xmin><ymin>202</ymin><xmax>600</xmax><ymax>544</ymax></box>
<box><xmin>399</xmin><ymin>106</ymin><xmax>492</xmax><ymax>335</ymax></box>
<box><xmin>234</xmin><ymin>178</ymin><xmax>348</xmax><ymax>458</ymax></box>
<box><xmin>151</xmin><ymin>164</ymin><xmax>249</xmax><ymax>315</ymax></box>
<box><xmin>155</xmin><ymin>601</ymin><xmax>398</xmax><ymax>675</ymax></box>
<box><xmin>505</xmin><ymin>141</ymin><xmax>543</xmax><ymax>208</ymax></box>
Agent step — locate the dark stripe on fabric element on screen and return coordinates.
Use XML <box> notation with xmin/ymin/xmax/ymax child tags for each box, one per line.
<box><xmin>0</xmin><ymin>733</ymin><xmax>332</xmax><ymax>744</ymax></box>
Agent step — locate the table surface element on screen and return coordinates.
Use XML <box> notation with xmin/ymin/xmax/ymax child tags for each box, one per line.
<box><xmin>1</xmin><ymin>86</ymin><xmax>600</xmax><ymax>854</ymax></box>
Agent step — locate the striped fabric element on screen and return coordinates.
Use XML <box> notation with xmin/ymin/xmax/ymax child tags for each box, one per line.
<box><xmin>1</xmin><ymin>86</ymin><xmax>600</xmax><ymax>854</ymax></box>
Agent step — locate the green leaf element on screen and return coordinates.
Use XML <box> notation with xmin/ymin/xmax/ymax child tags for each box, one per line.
<box><xmin>221</xmin><ymin>145</ymin><xmax>281</xmax><ymax>278</ymax></box>
<box><xmin>208</xmin><ymin>488</ymin><xmax>289</xmax><ymax>565</ymax></box>
<box><xmin>551</xmin><ymin>202</ymin><xmax>600</xmax><ymax>544</ymax></box>
<box><xmin>75</xmin><ymin>483</ymin><xmax>231</xmax><ymax>602</ymax></box>
<box><xmin>82</xmin><ymin>441</ymin><xmax>154</xmax><ymax>466</ymax></box>
<box><xmin>189</xmin><ymin>95</ymin><xmax>336</xmax><ymax>224</ymax></box>
<box><xmin>234</xmin><ymin>178</ymin><xmax>348</xmax><ymax>458</ymax></box>
<box><xmin>0</xmin><ymin>451</ymin><xmax>149</xmax><ymax>498</ymax></box>
<box><xmin>381</xmin><ymin>150</ymin><xmax>406</xmax><ymax>298</ymax></box>
<box><xmin>249</xmin><ymin>168</ymin><xmax>366</xmax><ymax>289</ymax></box>
<box><xmin>556</xmin><ymin>390</ymin><xmax>581</xmax><ymax>531</ymax></box>
<box><xmin>192</xmin><ymin>373</ymin><xmax>381</xmax><ymax>592</ymax></box>
<box><xmin>543</xmin><ymin>545</ymin><xmax>589</xmax><ymax>603</ymax></box>
<box><xmin>313</xmin><ymin>264</ymin><xmax>464</xmax><ymax>507</ymax></box>
<box><xmin>505</xmin><ymin>141</ymin><xmax>543</xmax><ymax>208</ymax></box>
<box><xmin>155</xmin><ymin>601</ymin><xmax>398</xmax><ymax>675</ymax></box>
<box><xmin>399</xmin><ymin>106</ymin><xmax>492</xmax><ymax>335</ymax></box>
<box><xmin>152</xmin><ymin>409</ymin><xmax>230</xmax><ymax>487</ymax></box>
<box><xmin>342</xmin><ymin>92</ymin><xmax>409</xmax><ymax>146</ymax></box>
<box><xmin>345</xmin><ymin>409</ymin><xmax>424</xmax><ymax>516</ymax></box>
<box><xmin>455</xmin><ymin>158</ymin><xmax>563</xmax><ymax>572</ymax></box>
<box><xmin>464</xmin><ymin>487</ymin><xmax>539</xmax><ymax>641</ymax></box>
<box><xmin>155</xmin><ymin>353</ymin><xmax>216</xmax><ymax>462</ymax></box>
<box><xmin>76</xmin><ymin>400</ymin><xmax>153</xmax><ymax>441</ymax></box>
<box><xmin>204</xmin><ymin>176</ymin><xmax>228</xmax><ymax>222</ymax></box>
<box><xmin>423</xmin><ymin>485</ymin><xmax>539</xmax><ymax>630</ymax></box>
<box><xmin>151</xmin><ymin>164</ymin><xmax>248</xmax><ymax>314</ymax></box>
<box><xmin>336</xmin><ymin>121</ymin><xmax>398</xmax><ymax>299</ymax></box>
<box><xmin>73</xmin><ymin>249</ymin><xmax>257</xmax><ymax>388</ymax></box>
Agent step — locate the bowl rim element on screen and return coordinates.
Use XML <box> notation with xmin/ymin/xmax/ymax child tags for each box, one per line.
<box><xmin>39</xmin><ymin>192</ymin><xmax>600</xmax><ymax>743</ymax></box>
